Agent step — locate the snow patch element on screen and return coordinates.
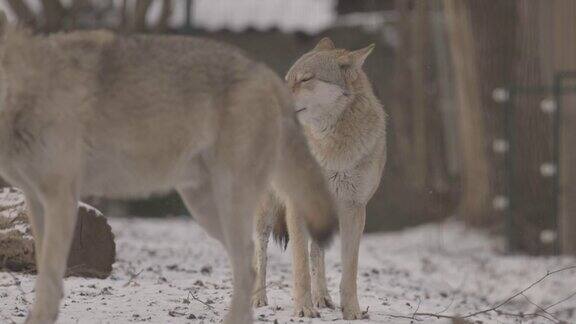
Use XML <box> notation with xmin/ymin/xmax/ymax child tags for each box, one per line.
<box><xmin>0</xmin><ymin>217</ymin><xmax>575</xmax><ymax>323</ymax></box>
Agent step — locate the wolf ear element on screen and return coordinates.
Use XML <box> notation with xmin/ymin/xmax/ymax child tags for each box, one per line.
<box><xmin>338</xmin><ymin>44</ymin><xmax>375</xmax><ymax>68</ymax></box>
<box><xmin>313</xmin><ymin>37</ymin><xmax>335</xmax><ymax>51</ymax></box>
<box><xmin>0</xmin><ymin>10</ymin><xmax>7</xmax><ymax>36</ymax></box>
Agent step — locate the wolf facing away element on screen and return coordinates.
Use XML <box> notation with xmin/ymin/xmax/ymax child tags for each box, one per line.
<box><xmin>253</xmin><ymin>38</ymin><xmax>387</xmax><ymax>320</ymax></box>
<box><xmin>0</xmin><ymin>14</ymin><xmax>337</xmax><ymax>324</ymax></box>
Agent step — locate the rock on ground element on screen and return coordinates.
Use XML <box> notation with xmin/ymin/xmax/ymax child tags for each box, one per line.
<box><xmin>0</xmin><ymin>188</ymin><xmax>115</xmax><ymax>278</ymax></box>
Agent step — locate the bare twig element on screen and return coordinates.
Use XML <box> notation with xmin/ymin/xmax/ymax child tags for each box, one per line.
<box><xmin>545</xmin><ymin>290</ymin><xmax>576</xmax><ymax>311</ymax></box>
<box><xmin>184</xmin><ymin>290</ymin><xmax>217</xmax><ymax>315</ymax></box>
<box><xmin>189</xmin><ymin>292</ymin><xmax>214</xmax><ymax>310</ymax></box>
<box><xmin>123</xmin><ymin>269</ymin><xmax>144</xmax><ymax>287</ymax></box>
<box><xmin>389</xmin><ymin>312</ymin><xmax>456</xmax><ymax>321</ymax></box>
<box><xmin>460</xmin><ymin>265</ymin><xmax>576</xmax><ymax>319</ymax></box>
<box><xmin>6</xmin><ymin>272</ymin><xmax>29</xmax><ymax>304</ymax></box>
<box><xmin>520</xmin><ymin>293</ymin><xmax>561</xmax><ymax>323</ymax></box>
<box><xmin>437</xmin><ymin>293</ymin><xmax>457</xmax><ymax>315</ymax></box>
<box><xmin>412</xmin><ymin>297</ymin><xmax>422</xmax><ymax>319</ymax></box>
<box><xmin>497</xmin><ymin>310</ymin><xmax>558</xmax><ymax>322</ymax></box>
<box><xmin>390</xmin><ymin>265</ymin><xmax>576</xmax><ymax>323</ymax></box>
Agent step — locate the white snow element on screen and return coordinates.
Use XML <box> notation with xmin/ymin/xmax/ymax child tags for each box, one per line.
<box><xmin>192</xmin><ymin>0</ymin><xmax>336</xmax><ymax>34</ymax></box>
<box><xmin>1</xmin><ymin>217</ymin><xmax>575</xmax><ymax>324</ymax></box>
<box><xmin>0</xmin><ymin>188</ymin><xmax>102</xmax><ymax>240</ymax></box>
<box><xmin>0</xmin><ymin>188</ymin><xmax>26</xmax><ymax>207</ymax></box>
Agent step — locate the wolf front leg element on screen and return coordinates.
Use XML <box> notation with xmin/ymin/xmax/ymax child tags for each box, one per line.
<box><xmin>310</xmin><ymin>241</ymin><xmax>335</xmax><ymax>309</ymax></box>
<box><xmin>26</xmin><ymin>182</ymin><xmax>78</xmax><ymax>324</ymax></box>
<box><xmin>286</xmin><ymin>206</ymin><xmax>319</xmax><ymax>318</ymax></box>
<box><xmin>339</xmin><ymin>204</ymin><xmax>367</xmax><ymax>320</ymax></box>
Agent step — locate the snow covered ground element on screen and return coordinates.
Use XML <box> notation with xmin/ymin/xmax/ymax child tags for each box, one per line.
<box><xmin>1</xmin><ymin>217</ymin><xmax>576</xmax><ymax>324</ymax></box>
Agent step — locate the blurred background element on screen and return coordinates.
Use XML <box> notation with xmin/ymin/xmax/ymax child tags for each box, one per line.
<box><xmin>0</xmin><ymin>0</ymin><xmax>575</xmax><ymax>256</ymax></box>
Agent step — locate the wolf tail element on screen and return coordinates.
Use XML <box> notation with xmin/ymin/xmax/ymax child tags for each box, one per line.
<box><xmin>268</xmin><ymin>73</ymin><xmax>337</xmax><ymax>247</ymax></box>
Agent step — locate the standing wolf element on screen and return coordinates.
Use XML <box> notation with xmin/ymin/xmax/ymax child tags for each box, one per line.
<box><xmin>253</xmin><ymin>38</ymin><xmax>387</xmax><ymax>320</ymax></box>
<box><xmin>0</xmin><ymin>14</ymin><xmax>337</xmax><ymax>324</ymax></box>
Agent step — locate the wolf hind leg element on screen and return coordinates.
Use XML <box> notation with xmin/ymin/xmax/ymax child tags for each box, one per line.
<box><xmin>252</xmin><ymin>192</ymin><xmax>283</xmax><ymax>308</ymax></box>
<box><xmin>286</xmin><ymin>207</ymin><xmax>319</xmax><ymax>318</ymax></box>
<box><xmin>253</xmin><ymin>209</ymin><xmax>272</xmax><ymax>307</ymax></box>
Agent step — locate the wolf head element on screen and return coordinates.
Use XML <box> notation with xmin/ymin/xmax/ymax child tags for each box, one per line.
<box><xmin>285</xmin><ymin>37</ymin><xmax>374</xmax><ymax>128</ymax></box>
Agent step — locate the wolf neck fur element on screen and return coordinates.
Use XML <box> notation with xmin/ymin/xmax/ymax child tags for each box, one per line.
<box><xmin>304</xmin><ymin>80</ymin><xmax>385</xmax><ymax>171</ymax></box>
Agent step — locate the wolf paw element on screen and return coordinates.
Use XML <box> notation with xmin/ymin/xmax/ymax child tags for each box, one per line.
<box><xmin>25</xmin><ymin>312</ymin><xmax>58</xmax><ymax>324</ymax></box>
<box><xmin>223</xmin><ymin>310</ymin><xmax>252</xmax><ymax>324</ymax></box>
<box><xmin>251</xmin><ymin>291</ymin><xmax>268</xmax><ymax>308</ymax></box>
<box><xmin>313</xmin><ymin>292</ymin><xmax>335</xmax><ymax>309</ymax></box>
<box><xmin>293</xmin><ymin>304</ymin><xmax>320</xmax><ymax>318</ymax></box>
<box><xmin>342</xmin><ymin>303</ymin><xmax>368</xmax><ymax>320</ymax></box>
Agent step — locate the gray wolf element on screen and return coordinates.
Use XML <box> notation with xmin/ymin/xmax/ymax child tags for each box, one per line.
<box><xmin>0</xmin><ymin>13</ymin><xmax>336</xmax><ymax>324</ymax></box>
<box><xmin>253</xmin><ymin>37</ymin><xmax>387</xmax><ymax>320</ymax></box>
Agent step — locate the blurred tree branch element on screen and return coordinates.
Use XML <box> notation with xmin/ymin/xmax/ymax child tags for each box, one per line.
<box><xmin>5</xmin><ymin>0</ymin><xmax>37</xmax><ymax>28</ymax></box>
<box><xmin>156</xmin><ymin>0</ymin><xmax>172</xmax><ymax>32</ymax></box>
<box><xmin>389</xmin><ymin>0</ymin><xmax>412</xmax><ymax>168</ymax></box>
<box><xmin>410</xmin><ymin>0</ymin><xmax>428</xmax><ymax>188</ymax></box>
<box><xmin>337</xmin><ymin>0</ymin><xmax>394</xmax><ymax>14</ymax></box>
<box><xmin>68</xmin><ymin>0</ymin><xmax>91</xmax><ymax>29</ymax></box>
<box><xmin>41</xmin><ymin>0</ymin><xmax>66</xmax><ymax>31</ymax></box>
<box><xmin>467</xmin><ymin>0</ymin><xmax>518</xmax><ymax>228</ymax></box>
<box><xmin>4</xmin><ymin>0</ymin><xmax>174</xmax><ymax>33</ymax></box>
<box><xmin>508</xmin><ymin>2</ymin><xmax>552</xmax><ymax>253</ymax></box>
<box><xmin>552</xmin><ymin>0</ymin><xmax>576</xmax><ymax>255</ymax></box>
<box><xmin>133</xmin><ymin>0</ymin><xmax>152</xmax><ymax>31</ymax></box>
<box><xmin>379</xmin><ymin>0</ymin><xmax>453</xmax><ymax>223</ymax></box>
<box><xmin>120</xmin><ymin>0</ymin><xmax>129</xmax><ymax>30</ymax></box>
<box><xmin>443</xmin><ymin>0</ymin><xmax>491</xmax><ymax>226</ymax></box>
